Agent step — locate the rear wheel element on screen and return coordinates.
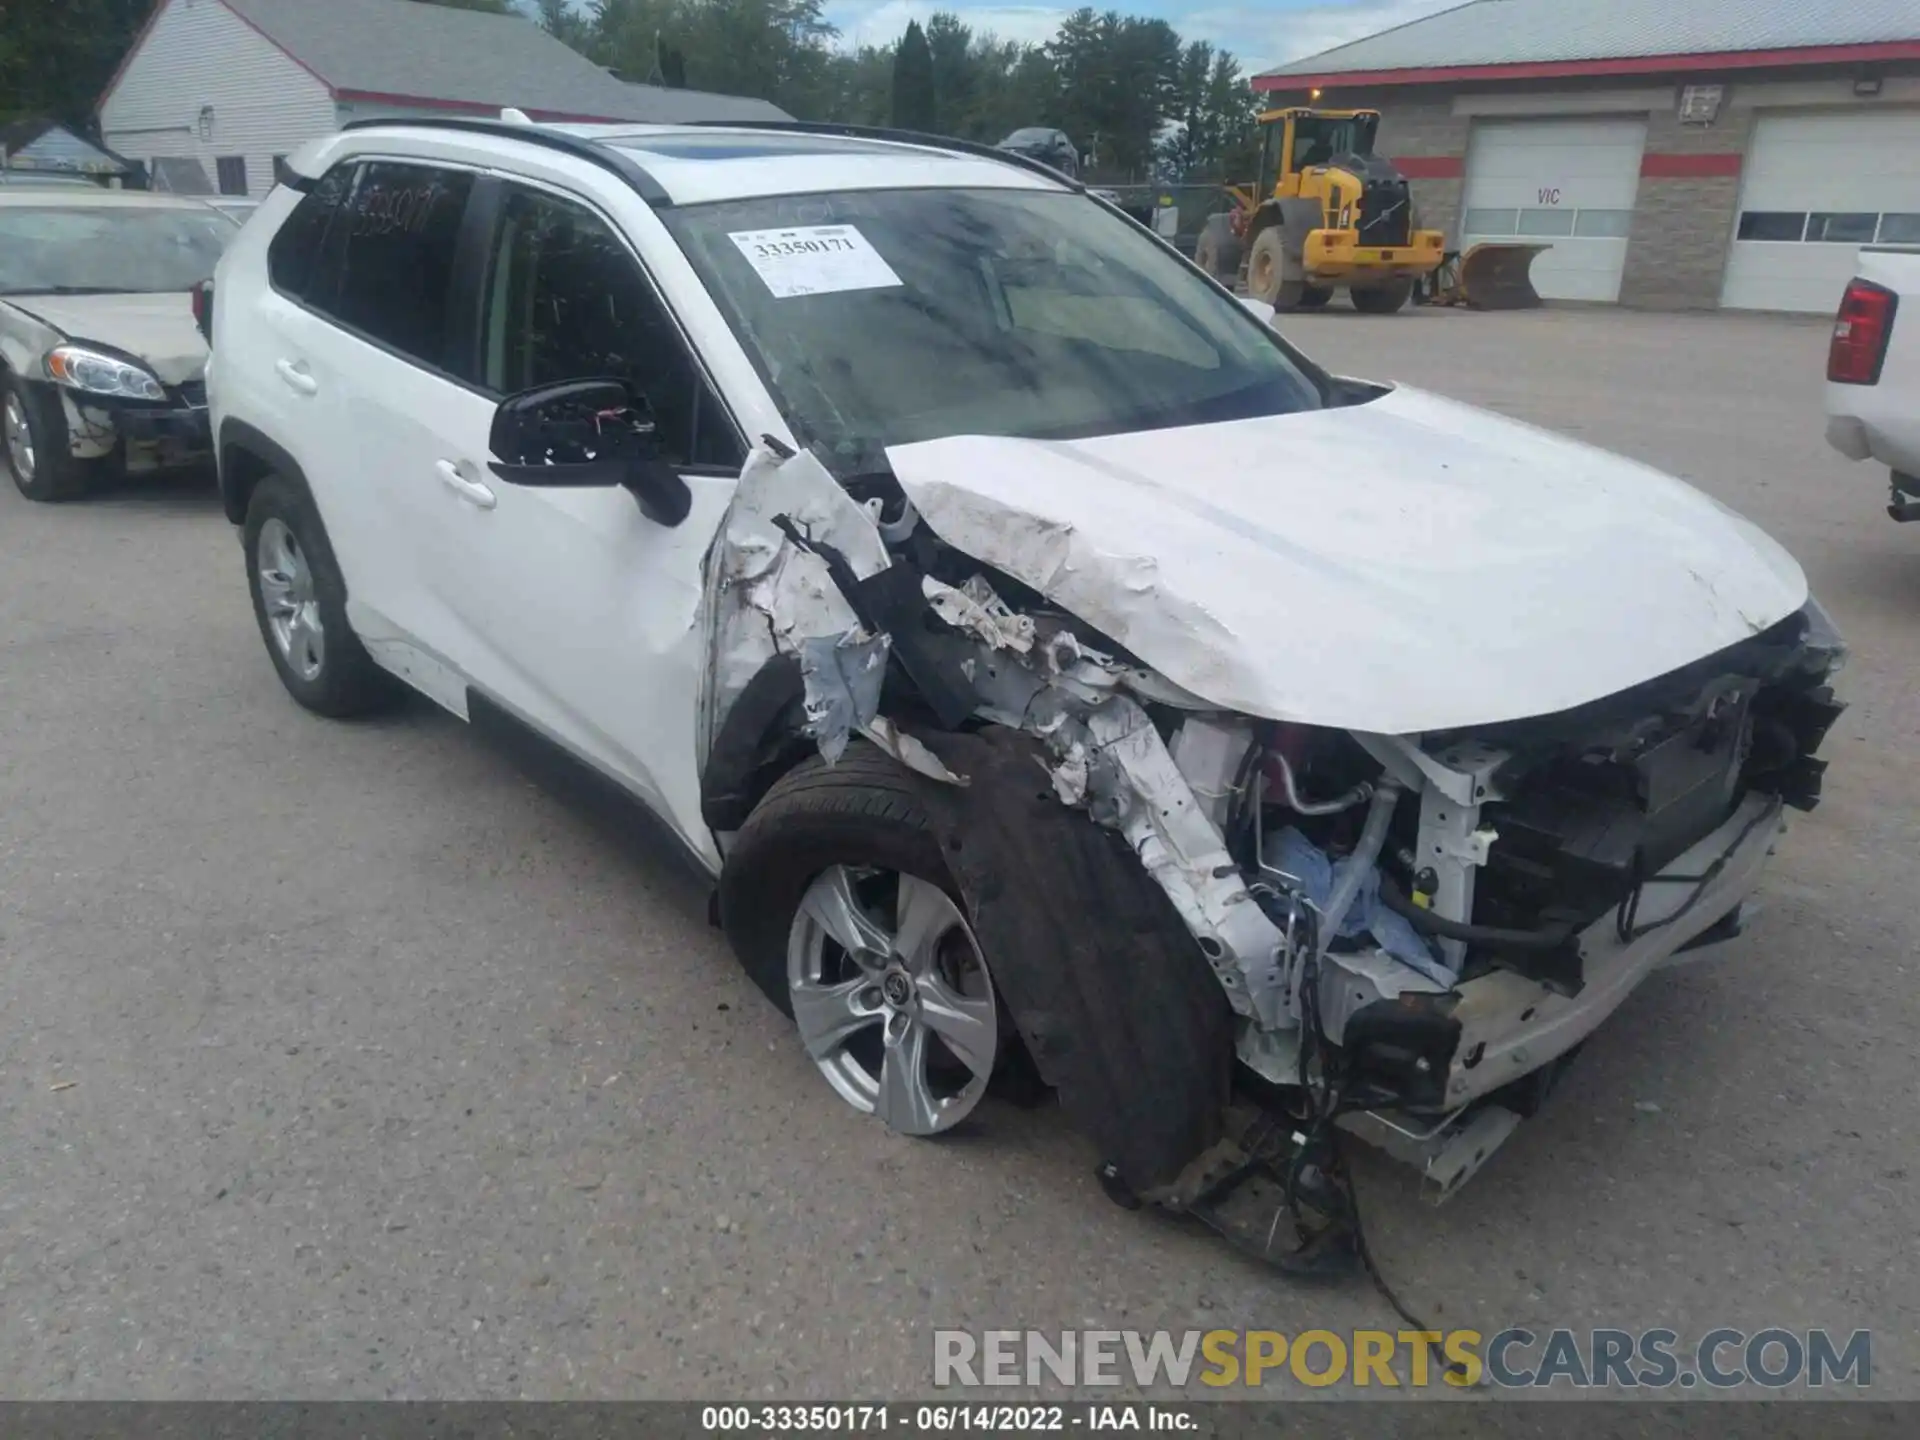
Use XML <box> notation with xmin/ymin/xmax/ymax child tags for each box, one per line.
<box><xmin>721</xmin><ymin>745</ymin><xmax>1009</xmax><ymax>1136</ymax></box>
<box><xmin>1351</xmin><ymin>279</ymin><xmax>1413</xmax><ymax>314</ymax></box>
<box><xmin>243</xmin><ymin>474</ymin><xmax>402</xmax><ymax>718</ymax></box>
<box><xmin>4</xmin><ymin>376</ymin><xmax>104</xmax><ymax>502</ymax></box>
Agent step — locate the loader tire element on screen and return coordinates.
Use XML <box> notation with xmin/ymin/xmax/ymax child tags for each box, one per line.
<box><xmin>1298</xmin><ymin>286</ymin><xmax>1333</xmax><ymax>309</ymax></box>
<box><xmin>1351</xmin><ymin>279</ymin><xmax>1413</xmax><ymax>314</ymax></box>
<box><xmin>1247</xmin><ymin>228</ymin><xmax>1303</xmax><ymax>310</ymax></box>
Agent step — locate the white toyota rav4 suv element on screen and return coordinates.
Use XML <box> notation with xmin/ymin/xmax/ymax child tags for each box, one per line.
<box><xmin>207</xmin><ymin>117</ymin><xmax>1844</xmax><ymax>1270</ymax></box>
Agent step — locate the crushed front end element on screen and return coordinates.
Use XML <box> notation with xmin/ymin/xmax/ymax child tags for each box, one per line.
<box><xmin>700</xmin><ymin>440</ymin><xmax>1844</xmax><ymax>1274</ymax></box>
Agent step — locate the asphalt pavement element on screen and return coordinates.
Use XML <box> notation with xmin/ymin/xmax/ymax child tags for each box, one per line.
<box><xmin>1</xmin><ymin>306</ymin><xmax>1914</xmax><ymax>1399</ymax></box>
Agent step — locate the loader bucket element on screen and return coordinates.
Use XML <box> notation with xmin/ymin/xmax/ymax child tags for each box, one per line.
<box><xmin>1458</xmin><ymin>242</ymin><xmax>1551</xmax><ymax>310</ymax></box>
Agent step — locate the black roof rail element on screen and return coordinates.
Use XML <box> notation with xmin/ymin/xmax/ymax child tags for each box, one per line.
<box><xmin>685</xmin><ymin>119</ymin><xmax>1085</xmax><ymax>192</ymax></box>
<box><xmin>338</xmin><ymin>115</ymin><xmax>673</xmax><ymax>206</ymax></box>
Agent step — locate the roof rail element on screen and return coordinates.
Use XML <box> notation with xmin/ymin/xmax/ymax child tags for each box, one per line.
<box><xmin>685</xmin><ymin>119</ymin><xmax>1085</xmax><ymax>192</ymax></box>
<box><xmin>338</xmin><ymin>115</ymin><xmax>672</xmax><ymax>206</ymax></box>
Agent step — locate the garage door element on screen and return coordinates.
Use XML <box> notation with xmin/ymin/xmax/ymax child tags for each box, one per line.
<box><xmin>1459</xmin><ymin>118</ymin><xmax>1648</xmax><ymax>302</ymax></box>
<box><xmin>1720</xmin><ymin>110</ymin><xmax>1920</xmax><ymax>313</ymax></box>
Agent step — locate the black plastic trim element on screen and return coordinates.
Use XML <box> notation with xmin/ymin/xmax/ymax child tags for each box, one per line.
<box><xmin>340</xmin><ymin>116</ymin><xmax>674</xmax><ymax>206</ymax></box>
<box><xmin>685</xmin><ymin>119</ymin><xmax>1085</xmax><ymax>192</ymax></box>
<box><xmin>215</xmin><ymin>417</ymin><xmax>304</xmax><ymax>524</ymax></box>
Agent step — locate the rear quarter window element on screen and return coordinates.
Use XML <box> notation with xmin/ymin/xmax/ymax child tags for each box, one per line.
<box><xmin>267</xmin><ymin>164</ymin><xmax>352</xmax><ymax>303</ymax></box>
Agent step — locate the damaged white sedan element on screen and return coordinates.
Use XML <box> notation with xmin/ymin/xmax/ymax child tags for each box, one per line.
<box><xmin>207</xmin><ymin>117</ymin><xmax>1844</xmax><ymax>1273</ymax></box>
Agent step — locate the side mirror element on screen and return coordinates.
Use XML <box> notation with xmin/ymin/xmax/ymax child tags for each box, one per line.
<box><xmin>1238</xmin><ymin>295</ymin><xmax>1276</xmax><ymax>324</ymax></box>
<box><xmin>487</xmin><ymin>378</ymin><xmax>692</xmax><ymax>527</ymax></box>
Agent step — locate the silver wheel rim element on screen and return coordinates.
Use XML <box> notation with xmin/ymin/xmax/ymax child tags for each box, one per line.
<box><xmin>787</xmin><ymin>865</ymin><xmax>999</xmax><ymax>1136</ymax></box>
<box><xmin>257</xmin><ymin>517</ymin><xmax>325</xmax><ymax>682</ymax></box>
<box><xmin>4</xmin><ymin>392</ymin><xmax>34</xmax><ymax>483</ymax></box>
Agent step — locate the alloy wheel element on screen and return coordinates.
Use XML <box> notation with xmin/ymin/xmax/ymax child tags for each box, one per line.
<box><xmin>4</xmin><ymin>392</ymin><xmax>34</xmax><ymax>484</ymax></box>
<box><xmin>786</xmin><ymin>865</ymin><xmax>999</xmax><ymax>1135</ymax></box>
<box><xmin>257</xmin><ymin>517</ymin><xmax>326</xmax><ymax>682</ymax></box>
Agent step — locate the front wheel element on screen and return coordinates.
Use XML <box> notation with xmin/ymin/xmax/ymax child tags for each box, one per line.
<box><xmin>4</xmin><ymin>376</ymin><xmax>104</xmax><ymax>502</ymax></box>
<box><xmin>720</xmin><ymin>746</ymin><xmax>1008</xmax><ymax>1136</ymax></box>
<box><xmin>1246</xmin><ymin>228</ymin><xmax>1304</xmax><ymax>310</ymax></box>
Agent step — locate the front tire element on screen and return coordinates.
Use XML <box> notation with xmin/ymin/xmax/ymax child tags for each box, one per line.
<box><xmin>243</xmin><ymin>474</ymin><xmax>400</xmax><ymax>718</ymax></box>
<box><xmin>720</xmin><ymin>745</ymin><xmax>1007</xmax><ymax>1136</ymax></box>
<box><xmin>1246</xmin><ymin>228</ymin><xmax>1304</xmax><ymax>310</ymax></box>
<box><xmin>4</xmin><ymin>376</ymin><xmax>104</xmax><ymax>502</ymax></box>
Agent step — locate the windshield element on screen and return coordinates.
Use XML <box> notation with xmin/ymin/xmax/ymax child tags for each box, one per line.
<box><xmin>0</xmin><ymin>204</ymin><xmax>237</xmax><ymax>296</ymax></box>
<box><xmin>663</xmin><ymin>187</ymin><xmax>1322</xmax><ymax>475</ymax></box>
<box><xmin>1290</xmin><ymin>114</ymin><xmax>1378</xmax><ymax>169</ymax></box>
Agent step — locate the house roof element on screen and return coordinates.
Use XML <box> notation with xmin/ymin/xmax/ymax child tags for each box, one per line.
<box><xmin>0</xmin><ymin>118</ymin><xmax>132</xmax><ymax>172</ymax></box>
<box><xmin>212</xmin><ymin>0</ymin><xmax>780</xmax><ymax>123</ymax></box>
<box><xmin>1258</xmin><ymin>0</ymin><xmax>1920</xmax><ymax>88</ymax></box>
<box><xmin>616</xmin><ymin>82</ymin><xmax>792</xmax><ymax>124</ymax></box>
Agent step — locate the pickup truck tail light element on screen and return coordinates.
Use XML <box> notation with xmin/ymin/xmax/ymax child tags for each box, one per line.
<box><xmin>1828</xmin><ymin>279</ymin><xmax>1896</xmax><ymax>385</ymax></box>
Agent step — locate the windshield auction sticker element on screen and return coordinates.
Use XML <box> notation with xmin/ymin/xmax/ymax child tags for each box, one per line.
<box><xmin>728</xmin><ymin>224</ymin><xmax>903</xmax><ymax>298</ymax></box>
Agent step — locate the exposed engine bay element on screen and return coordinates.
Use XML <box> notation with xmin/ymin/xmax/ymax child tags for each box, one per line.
<box><xmin>698</xmin><ymin>438</ymin><xmax>1846</xmax><ymax>1271</ymax></box>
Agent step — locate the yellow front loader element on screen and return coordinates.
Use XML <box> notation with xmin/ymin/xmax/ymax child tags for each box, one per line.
<box><xmin>1194</xmin><ymin>107</ymin><xmax>1445</xmax><ymax>313</ymax></box>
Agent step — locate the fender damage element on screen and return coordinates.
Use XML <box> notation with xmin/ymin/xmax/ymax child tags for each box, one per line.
<box><xmin>698</xmin><ymin>430</ymin><xmax>1845</xmax><ymax>1240</ymax></box>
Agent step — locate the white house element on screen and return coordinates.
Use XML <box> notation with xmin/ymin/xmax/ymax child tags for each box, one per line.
<box><xmin>99</xmin><ymin>0</ymin><xmax>792</xmax><ymax>200</ymax></box>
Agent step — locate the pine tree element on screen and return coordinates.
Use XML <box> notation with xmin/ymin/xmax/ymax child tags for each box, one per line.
<box><xmin>891</xmin><ymin>21</ymin><xmax>936</xmax><ymax>132</ymax></box>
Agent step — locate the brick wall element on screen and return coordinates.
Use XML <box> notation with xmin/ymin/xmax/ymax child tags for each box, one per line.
<box><xmin>1618</xmin><ymin>103</ymin><xmax>1755</xmax><ymax>308</ymax></box>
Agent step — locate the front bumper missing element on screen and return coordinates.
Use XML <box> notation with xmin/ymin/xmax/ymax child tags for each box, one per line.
<box><xmin>1335</xmin><ymin>794</ymin><xmax>1783</xmax><ymax>1202</ymax></box>
<box><xmin>65</xmin><ymin>393</ymin><xmax>211</xmax><ymax>472</ymax></box>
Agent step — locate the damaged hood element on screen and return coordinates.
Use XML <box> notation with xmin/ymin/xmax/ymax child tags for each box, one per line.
<box><xmin>3</xmin><ymin>292</ymin><xmax>207</xmax><ymax>386</ymax></box>
<box><xmin>886</xmin><ymin>386</ymin><xmax>1808</xmax><ymax>733</ymax></box>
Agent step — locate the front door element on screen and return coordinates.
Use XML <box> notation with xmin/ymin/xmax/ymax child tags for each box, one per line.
<box><xmin>419</xmin><ymin>179</ymin><xmax>747</xmax><ymax>860</ymax></box>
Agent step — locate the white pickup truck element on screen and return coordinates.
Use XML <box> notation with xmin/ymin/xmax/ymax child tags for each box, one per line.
<box><xmin>1825</xmin><ymin>245</ymin><xmax>1920</xmax><ymax>522</ymax></box>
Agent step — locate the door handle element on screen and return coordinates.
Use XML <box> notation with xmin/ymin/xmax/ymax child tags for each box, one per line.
<box><xmin>436</xmin><ymin>459</ymin><xmax>496</xmax><ymax>510</ymax></box>
<box><xmin>274</xmin><ymin>359</ymin><xmax>318</xmax><ymax>396</ymax></box>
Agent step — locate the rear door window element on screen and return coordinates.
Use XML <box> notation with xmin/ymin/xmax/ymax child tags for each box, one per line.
<box><xmin>328</xmin><ymin>162</ymin><xmax>474</xmax><ymax>372</ymax></box>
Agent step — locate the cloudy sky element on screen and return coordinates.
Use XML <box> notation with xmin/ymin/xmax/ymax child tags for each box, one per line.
<box><xmin>820</xmin><ymin>0</ymin><xmax>1464</xmax><ymax>73</ymax></box>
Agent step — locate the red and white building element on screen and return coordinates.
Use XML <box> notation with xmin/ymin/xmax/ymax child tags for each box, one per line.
<box><xmin>1257</xmin><ymin>0</ymin><xmax>1920</xmax><ymax>311</ymax></box>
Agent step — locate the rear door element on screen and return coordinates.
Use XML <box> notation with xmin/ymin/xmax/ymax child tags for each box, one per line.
<box><xmin>290</xmin><ymin>158</ymin><xmax>491</xmax><ymax>712</ymax></box>
<box><xmin>418</xmin><ymin>176</ymin><xmax>746</xmax><ymax>852</ymax></box>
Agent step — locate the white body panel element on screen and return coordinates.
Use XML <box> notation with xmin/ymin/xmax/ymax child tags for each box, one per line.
<box><xmin>1825</xmin><ymin>247</ymin><xmax>1920</xmax><ymax>477</ymax></box>
<box><xmin>1722</xmin><ymin>110</ymin><xmax>1920</xmax><ymax>314</ymax></box>
<box><xmin>1</xmin><ymin>292</ymin><xmax>207</xmax><ymax>386</ymax></box>
<box><xmin>888</xmin><ymin>386</ymin><xmax>1808</xmax><ymax>734</ymax></box>
<box><xmin>99</xmin><ymin>0</ymin><xmax>337</xmax><ymax>199</ymax></box>
<box><xmin>1458</xmin><ymin>117</ymin><xmax>1647</xmax><ymax>303</ymax></box>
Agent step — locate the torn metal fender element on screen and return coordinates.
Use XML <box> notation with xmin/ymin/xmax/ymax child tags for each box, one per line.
<box><xmin>913</xmin><ymin>727</ymin><xmax>1236</xmax><ymax>1195</ymax></box>
<box><xmin>1069</xmin><ymin>697</ymin><xmax>1290</xmax><ymax>1030</ymax></box>
<box><xmin>697</xmin><ymin>442</ymin><xmax>893</xmax><ymax>778</ymax></box>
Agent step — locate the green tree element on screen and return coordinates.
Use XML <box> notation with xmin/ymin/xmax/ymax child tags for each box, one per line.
<box><xmin>536</xmin><ymin>0</ymin><xmax>595</xmax><ymax>47</ymax></box>
<box><xmin>891</xmin><ymin>20</ymin><xmax>936</xmax><ymax>132</ymax></box>
<box><xmin>2</xmin><ymin>0</ymin><xmax>152</xmax><ymax>129</ymax></box>
<box><xmin>923</xmin><ymin>13</ymin><xmax>973</xmax><ymax>134</ymax></box>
